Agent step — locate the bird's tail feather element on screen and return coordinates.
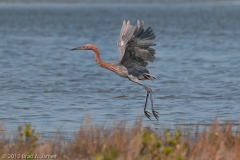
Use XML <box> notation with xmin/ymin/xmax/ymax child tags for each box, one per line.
<box><xmin>143</xmin><ymin>73</ymin><xmax>156</xmax><ymax>81</ymax></box>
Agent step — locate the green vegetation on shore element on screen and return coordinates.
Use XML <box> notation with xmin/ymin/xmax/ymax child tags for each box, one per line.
<box><xmin>0</xmin><ymin>115</ymin><xmax>240</xmax><ymax>160</ymax></box>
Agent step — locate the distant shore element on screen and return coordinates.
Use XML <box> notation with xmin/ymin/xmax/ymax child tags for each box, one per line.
<box><xmin>0</xmin><ymin>0</ymin><xmax>240</xmax><ymax>5</ymax></box>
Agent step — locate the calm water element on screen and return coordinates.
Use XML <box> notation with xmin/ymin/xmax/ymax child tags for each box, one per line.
<box><xmin>0</xmin><ymin>4</ymin><xmax>240</xmax><ymax>136</ymax></box>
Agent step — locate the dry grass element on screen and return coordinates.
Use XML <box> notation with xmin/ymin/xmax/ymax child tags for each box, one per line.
<box><xmin>0</xmin><ymin>115</ymin><xmax>240</xmax><ymax>160</ymax></box>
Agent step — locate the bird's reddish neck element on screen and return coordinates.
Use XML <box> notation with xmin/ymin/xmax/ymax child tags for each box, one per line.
<box><xmin>90</xmin><ymin>45</ymin><xmax>120</xmax><ymax>74</ymax></box>
<box><xmin>90</xmin><ymin>45</ymin><xmax>109</xmax><ymax>68</ymax></box>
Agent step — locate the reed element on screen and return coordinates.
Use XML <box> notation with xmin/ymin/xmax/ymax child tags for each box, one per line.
<box><xmin>0</xmin><ymin>115</ymin><xmax>240</xmax><ymax>160</ymax></box>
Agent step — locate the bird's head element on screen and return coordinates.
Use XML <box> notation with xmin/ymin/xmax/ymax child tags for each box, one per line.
<box><xmin>70</xmin><ymin>44</ymin><xmax>93</xmax><ymax>51</ymax></box>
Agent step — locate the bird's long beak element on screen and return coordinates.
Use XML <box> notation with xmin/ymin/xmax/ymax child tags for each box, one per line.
<box><xmin>70</xmin><ymin>46</ymin><xmax>83</xmax><ymax>51</ymax></box>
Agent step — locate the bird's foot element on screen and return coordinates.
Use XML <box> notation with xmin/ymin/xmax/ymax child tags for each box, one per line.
<box><xmin>152</xmin><ymin>110</ymin><xmax>159</xmax><ymax>121</ymax></box>
<box><xmin>144</xmin><ymin>110</ymin><xmax>151</xmax><ymax>120</ymax></box>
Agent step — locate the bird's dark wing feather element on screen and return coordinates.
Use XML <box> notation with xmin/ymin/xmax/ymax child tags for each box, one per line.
<box><xmin>117</xmin><ymin>20</ymin><xmax>156</xmax><ymax>80</ymax></box>
<box><xmin>117</xmin><ymin>20</ymin><xmax>156</xmax><ymax>65</ymax></box>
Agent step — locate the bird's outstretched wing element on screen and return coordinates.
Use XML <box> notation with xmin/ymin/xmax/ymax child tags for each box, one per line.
<box><xmin>117</xmin><ymin>20</ymin><xmax>136</xmax><ymax>61</ymax></box>
<box><xmin>117</xmin><ymin>20</ymin><xmax>156</xmax><ymax>67</ymax></box>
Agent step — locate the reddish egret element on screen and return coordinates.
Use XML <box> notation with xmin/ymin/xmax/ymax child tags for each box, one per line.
<box><xmin>71</xmin><ymin>20</ymin><xmax>158</xmax><ymax>120</ymax></box>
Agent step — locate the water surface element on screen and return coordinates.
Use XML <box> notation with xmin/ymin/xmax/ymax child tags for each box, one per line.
<box><xmin>0</xmin><ymin>4</ymin><xmax>240</xmax><ymax>136</ymax></box>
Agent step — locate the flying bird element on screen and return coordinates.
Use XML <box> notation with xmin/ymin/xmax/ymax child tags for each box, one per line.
<box><xmin>71</xmin><ymin>20</ymin><xmax>158</xmax><ymax>120</ymax></box>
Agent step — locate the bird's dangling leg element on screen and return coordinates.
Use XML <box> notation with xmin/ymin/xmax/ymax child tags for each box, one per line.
<box><xmin>144</xmin><ymin>92</ymin><xmax>151</xmax><ymax>120</ymax></box>
<box><xmin>145</xmin><ymin>87</ymin><xmax>158</xmax><ymax>120</ymax></box>
<box><xmin>149</xmin><ymin>90</ymin><xmax>159</xmax><ymax>120</ymax></box>
<box><xmin>128</xmin><ymin>75</ymin><xmax>158</xmax><ymax>120</ymax></box>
